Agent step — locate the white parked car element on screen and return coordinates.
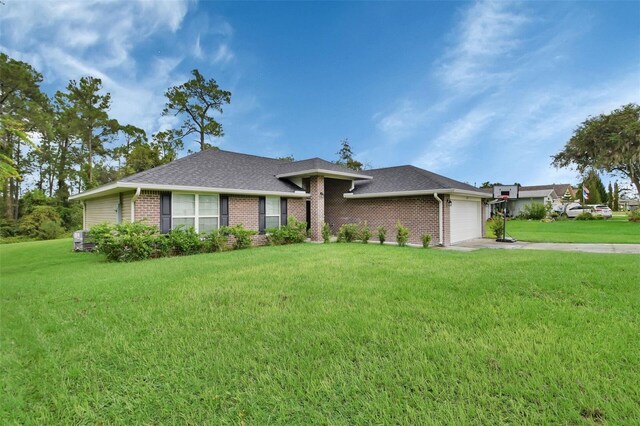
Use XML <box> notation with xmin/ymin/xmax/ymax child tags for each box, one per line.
<box><xmin>590</xmin><ymin>204</ymin><xmax>613</xmax><ymax>219</ymax></box>
<box><xmin>563</xmin><ymin>202</ymin><xmax>592</xmax><ymax>218</ymax></box>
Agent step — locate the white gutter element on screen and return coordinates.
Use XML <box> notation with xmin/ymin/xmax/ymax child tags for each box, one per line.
<box><xmin>69</xmin><ymin>182</ymin><xmax>312</xmax><ymax>201</ymax></box>
<box><xmin>433</xmin><ymin>193</ymin><xmax>444</xmax><ymax>246</ymax></box>
<box><xmin>343</xmin><ymin>188</ymin><xmax>489</xmax><ymax>199</ymax></box>
<box><xmin>130</xmin><ymin>187</ymin><xmax>141</xmax><ymax>222</ymax></box>
<box><xmin>276</xmin><ymin>168</ymin><xmax>373</xmax><ymax>180</ymax></box>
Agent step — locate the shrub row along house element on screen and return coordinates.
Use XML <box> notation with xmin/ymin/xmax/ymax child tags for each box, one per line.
<box><xmin>70</xmin><ymin>150</ymin><xmax>489</xmax><ymax>246</ymax></box>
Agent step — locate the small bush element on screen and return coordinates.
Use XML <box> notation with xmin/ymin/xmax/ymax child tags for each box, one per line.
<box><xmin>522</xmin><ymin>202</ymin><xmax>548</xmax><ymax>220</ymax></box>
<box><xmin>321</xmin><ymin>222</ymin><xmax>331</xmax><ymax>243</ymax></box>
<box><xmin>37</xmin><ymin>220</ymin><xmax>64</xmax><ymax>240</ymax></box>
<box><xmin>203</xmin><ymin>228</ymin><xmax>228</xmax><ymax>253</ymax></box>
<box><xmin>89</xmin><ymin>222</ymin><xmax>160</xmax><ymax>262</ymax></box>
<box><xmin>0</xmin><ymin>219</ymin><xmax>20</xmax><ymax>237</ymax></box>
<box><xmin>592</xmin><ymin>214</ymin><xmax>604</xmax><ymax>221</ymax></box>
<box><xmin>575</xmin><ymin>212</ymin><xmax>594</xmax><ymax>221</ymax></box>
<box><xmin>488</xmin><ymin>216</ymin><xmax>504</xmax><ymax>239</ymax></box>
<box><xmin>549</xmin><ymin>212</ymin><xmax>559</xmax><ymax>219</ymax></box>
<box><xmin>18</xmin><ymin>206</ymin><xmax>62</xmax><ymax>238</ymax></box>
<box><xmin>360</xmin><ymin>221</ymin><xmax>371</xmax><ymax>244</ymax></box>
<box><xmin>337</xmin><ymin>223</ymin><xmax>359</xmax><ymax>243</ymax></box>
<box><xmin>266</xmin><ymin>216</ymin><xmax>307</xmax><ymax>246</ymax></box>
<box><xmin>377</xmin><ymin>226</ymin><xmax>387</xmax><ymax>244</ymax></box>
<box><xmin>396</xmin><ymin>221</ymin><xmax>409</xmax><ymax>247</ymax></box>
<box><xmin>168</xmin><ymin>225</ymin><xmax>203</xmax><ymax>255</ymax></box>
<box><xmin>421</xmin><ymin>233</ymin><xmax>432</xmax><ymax>248</ymax></box>
<box><xmin>628</xmin><ymin>210</ymin><xmax>640</xmax><ymax>223</ymax></box>
<box><xmin>224</xmin><ymin>225</ymin><xmax>256</xmax><ymax>250</ymax></box>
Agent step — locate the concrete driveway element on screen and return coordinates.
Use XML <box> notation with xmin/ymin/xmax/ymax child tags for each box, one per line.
<box><xmin>448</xmin><ymin>238</ymin><xmax>640</xmax><ymax>254</ymax></box>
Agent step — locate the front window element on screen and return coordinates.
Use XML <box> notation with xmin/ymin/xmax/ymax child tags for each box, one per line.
<box><xmin>172</xmin><ymin>193</ymin><xmax>219</xmax><ymax>233</ymax></box>
<box><xmin>265</xmin><ymin>196</ymin><xmax>280</xmax><ymax>229</ymax></box>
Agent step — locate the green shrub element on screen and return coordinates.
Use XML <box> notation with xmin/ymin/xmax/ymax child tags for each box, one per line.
<box><xmin>265</xmin><ymin>216</ymin><xmax>307</xmax><ymax>246</ymax></box>
<box><xmin>360</xmin><ymin>221</ymin><xmax>371</xmax><ymax>244</ymax></box>
<box><xmin>377</xmin><ymin>226</ymin><xmax>387</xmax><ymax>244</ymax></box>
<box><xmin>18</xmin><ymin>206</ymin><xmax>62</xmax><ymax>238</ymax></box>
<box><xmin>223</xmin><ymin>225</ymin><xmax>256</xmax><ymax>250</ymax></box>
<box><xmin>321</xmin><ymin>222</ymin><xmax>331</xmax><ymax>243</ymax></box>
<box><xmin>488</xmin><ymin>216</ymin><xmax>504</xmax><ymax>239</ymax></box>
<box><xmin>592</xmin><ymin>214</ymin><xmax>605</xmax><ymax>221</ymax></box>
<box><xmin>0</xmin><ymin>219</ymin><xmax>20</xmax><ymax>237</ymax></box>
<box><xmin>549</xmin><ymin>212</ymin><xmax>559</xmax><ymax>219</ymax></box>
<box><xmin>421</xmin><ymin>233</ymin><xmax>432</xmax><ymax>248</ymax></box>
<box><xmin>58</xmin><ymin>202</ymin><xmax>83</xmax><ymax>231</ymax></box>
<box><xmin>89</xmin><ymin>222</ymin><xmax>160</xmax><ymax>262</ymax></box>
<box><xmin>396</xmin><ymin>221</ymin><xmax>409</xmax><ymax>247</ymax></box>
<box><xmin>337</xmin><ymin>223</ymin><xmax>359</xmax><ymax>243</ymax></box>
<box><xmin>522</xmin><ymin>202</ymin><xmax>548</xmax><ymax>220</ymax></box>
<box><xmin>575</xmin><ymin>212</ymin><xmax>594</xmax><ymax>221</ymax></box>
<box><xmin>202</xmin><ymin>228</ymin><xmax>228</xmax><ymax>253</ymax></box>
<box><xmin>37</xmin><ymin>220</ymin><xmax>64</xmax><ymax>240</ymax></box>
<box><xmin>628</xmin><ymin>210</ymin><xmax>640</xmax><ymax>223</ymax></box>
<box><xmin>168</xmin><ymin>225</ymin><xmax>203</xmax><ymax>255</ymax></box>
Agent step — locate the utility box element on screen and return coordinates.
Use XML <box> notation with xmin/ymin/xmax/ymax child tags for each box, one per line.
<box><xmin>73</xmin><ymin>230</ymin><xmax>95</xmax><ymax>252</ymax></box>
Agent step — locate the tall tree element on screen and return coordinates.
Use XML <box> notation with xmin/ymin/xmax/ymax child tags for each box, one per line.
<box><xmin>552</xmin><ymin>103</ymin><xmax>640</xmax><ymax>195</ymax></box>
<box><xmin>607</xmin><ymin>182</ymin><xmax>614</xmax><ymax>209</ymax></box>
<box><xmin>613</xmin><ymin>182</ymin><xmax>620</xmax><ymax>211</ymax></box>
<box><xmin>162</xmin><ymin>69</ymin><xmax>231</xmax><ymax>151</ymax></box>
<box><xmin>59</xmin><ymin>77</ymin><xmax>119</xmax><ymax>189</ymax></box>
<box><xmin>335</xmin><ymin>138</ymin><xmax>363</xmax><ymax>171</ymax></box>
<box><xmin>578</xmin><ymin>170</ymin><xmax>606</xmax><ymax>204</ymax></box>
<box><xmin>0</xmin><ymin>53</ymin><xmax>50</xmax><ymax>219</ymax></box>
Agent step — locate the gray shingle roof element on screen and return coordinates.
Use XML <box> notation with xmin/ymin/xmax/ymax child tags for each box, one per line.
<box><xmin>276</xmin><ymin>157</ymin><xmax>372</xmax><ymax>178</ymax></box>
<box><xmin>351</xmin><ymin>165</ymin><xmax>483</xmax><ymax>194</ymax></box>
<box><xmin>120</xmin><ymin>149</ymin><xmax>302</xmax><ymax>192</ymax></box>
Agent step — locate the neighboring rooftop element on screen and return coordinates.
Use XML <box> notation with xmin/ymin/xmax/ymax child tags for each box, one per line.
<box><xmin>518</xmin><ymin>189</ymin><xmax>558</xmax><ymax>198</ymax></box>
<box><xmin>350</xmin><ymin>165</ymin><xmax>484</xmax><ymax>196</ymax></box>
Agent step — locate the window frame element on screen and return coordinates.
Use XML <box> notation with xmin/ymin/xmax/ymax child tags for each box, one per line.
<box><xmin>265</xmin><ymin>196</ymin><xmax>281</xmax><ymax>229</ymax></box>
<box><xmin>171</xmin><ymin>193</ymin><xmax>220</xmax><ymax>233</ymax></box>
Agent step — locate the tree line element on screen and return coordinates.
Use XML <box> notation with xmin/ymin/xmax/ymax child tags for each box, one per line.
<box><xmin>1</xmin><ymin>54</ymin><xmax>232</xmax><ymax>224</ymax></box>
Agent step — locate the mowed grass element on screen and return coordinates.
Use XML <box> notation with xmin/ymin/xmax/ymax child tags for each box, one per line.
<box><xmin>1</xmin><ymin>240</ymin><xmax>639</xmax><ymax>424</ymax></box>
<box><xmin>495</xmin><ymin>215</ymin><xmax>640</xmax><ymax>243</ymax></box>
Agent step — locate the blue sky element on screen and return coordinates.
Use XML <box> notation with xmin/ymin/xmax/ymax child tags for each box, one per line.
<box><xmin>2</xmin><ymin>0</ymin><xmax>639</xmax><ymax>188</ymax></box>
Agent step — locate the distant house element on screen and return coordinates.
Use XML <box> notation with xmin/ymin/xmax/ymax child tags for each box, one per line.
<box><xmin>70</xmin><ymin>149</ymin><xmax>490</xmax><ymax>246</ymax></box>
<box><xmin>507</xmin><ymin>188</ymin><xmax>559</xmax><ymax>217</ymax></box>
<box><xmin>483</xmin><ymin>183</ymin><xmax>576</xmax><ymax>217</ymax></box>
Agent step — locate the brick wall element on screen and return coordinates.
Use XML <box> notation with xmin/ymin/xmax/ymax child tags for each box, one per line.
<box><xmin>134</xmin><ymin>191</ymin><xmax>161</xmax><ymax>226</ymax></box>
<box><xmin>324</xmin><ymin>178</ymin><xmax>441</xmax><ymax>246</ymax></box>
<box><xmin>287</xmin><ymin>198</ymin><xmax>306</xmax><ymax>224</ymax></box>
<box><xmin>309</xmin><ymin>176</ymin><xmax>325</xmax><ymax>241</ymax></box>
<box><xmin>229</xmin><ymin>196</ymin><xmax>259</xmax><ymax>230</ymax></box>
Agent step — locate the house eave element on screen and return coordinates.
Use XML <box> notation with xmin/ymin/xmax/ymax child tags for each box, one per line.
<box><xmin>276</xmin><ymin>168</ymin><xmax>373</xmax><ymax>180</ymax></box>
<box><xmin>69</xmin><ymin>182</ymin><xmax>311</xmax><ymax>201</ymax></box>
<box><xmin>343</xmin><ymin>188</ymin><xmax>489</xmax><ymax>199</ymax></box>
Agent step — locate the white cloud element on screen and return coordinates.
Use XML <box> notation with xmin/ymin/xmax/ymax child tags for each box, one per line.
<box><xmin>415</xmin><ymin>107</ymin><xmax>496</xmax><ymax>171</ymax></box>
<box><xmin>213</xmin><ymin>43</ymin><xmax>235</xmax><ymax>65</ymax></box>
<box><xmin>437</xmin><ymin>0</ymin><xmax>529</xmax><ymax>93</ymax></box>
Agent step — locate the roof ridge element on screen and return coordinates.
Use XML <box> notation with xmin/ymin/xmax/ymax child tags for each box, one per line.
<box><xmin>216</xmin><ymin>148</ymin><xmax>287</xmax><ymax>163</ymax></box>
<box><xmin>120</xmin><ymin>149</ymin><xmax>210</xmax><ymax>182</ymax></box>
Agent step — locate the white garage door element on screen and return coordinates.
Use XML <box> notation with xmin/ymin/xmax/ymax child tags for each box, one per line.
<box><xmin>450</xmin><ymin>199</ymin><xmax>482</xmax><ymax>243</ymax></box>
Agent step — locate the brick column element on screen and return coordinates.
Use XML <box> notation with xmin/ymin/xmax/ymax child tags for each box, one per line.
<box><xmin>309</xmin><ymin>176</ymin><xmax>325</xmax><ymax>241</ymax></box>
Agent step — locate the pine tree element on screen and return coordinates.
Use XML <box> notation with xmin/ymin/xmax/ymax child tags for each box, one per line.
<box><xmin>607</xmin><ymin>182</ymin><xmax>613</xmax><ymax>209</ymax></box>
<box><xmin>613</xmin><ymin>182</ymin><xmax>620</xmax><ymax>211</ymax></box>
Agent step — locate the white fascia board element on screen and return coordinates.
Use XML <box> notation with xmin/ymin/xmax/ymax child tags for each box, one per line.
<box><xmin>69</xmin><ymin>181</ymin><xmax>311</xmax><ymax>200</ymax></box>
<box><xmin>343</xmin><ymin>188</ymin><xmax>489</xmax><ymax>199</ymax></box>
<box><xmin>276</xmin><ymin>169</ymin><xmax>373</xmax><ymax>180</ymax></box>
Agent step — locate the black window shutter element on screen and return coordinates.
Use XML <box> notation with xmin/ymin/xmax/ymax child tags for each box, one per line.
<box><xmin>220</xmin><ymin>195</ymin><xmax>229</xmax><ymax>227</ymax></box>
<box><xmin>280</xmin><ymin>198</ymin><xmax>287</xmax><ymax>227</ymax></box>
<box><xmin>160</xmin><ymin>192</ymin><xmax>171</xmax><ymax>234</ymax></box>
<box><xmin>258</xmin><ymin>196</ymin><xmax>266</xmax><ymax>234</ymax></box>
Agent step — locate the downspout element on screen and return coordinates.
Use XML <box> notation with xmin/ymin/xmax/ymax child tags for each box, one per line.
<box><xmin>82</xmin><ymin>201</ymin><xmax>86</xmax><ymax>230</ymax></box>
<box><xmin>131</xmin><ymin>187</ymin><xmax>141</xmax><ymax>222</ymax></box>
<box><xmin>433</xmin><ymin>193</ymin><xmax>444</xmax><ymax>246</ymax></box>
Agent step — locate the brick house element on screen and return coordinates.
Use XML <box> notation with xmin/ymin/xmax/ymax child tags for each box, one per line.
<box><xmin>70</xmin><ymin>149</ymin><xmax>489</xmax><ymax>246</ymax></box>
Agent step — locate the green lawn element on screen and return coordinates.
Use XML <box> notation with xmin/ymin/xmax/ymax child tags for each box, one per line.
<box><xmin>490</xmin><ymin>215</ymin><xmax>640</xmax><ymax>244</ymax></box>
<box><xmin>2</xmin><ymin>240</ymin><xmax>639</xmax><ymax>424</ymax></box>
